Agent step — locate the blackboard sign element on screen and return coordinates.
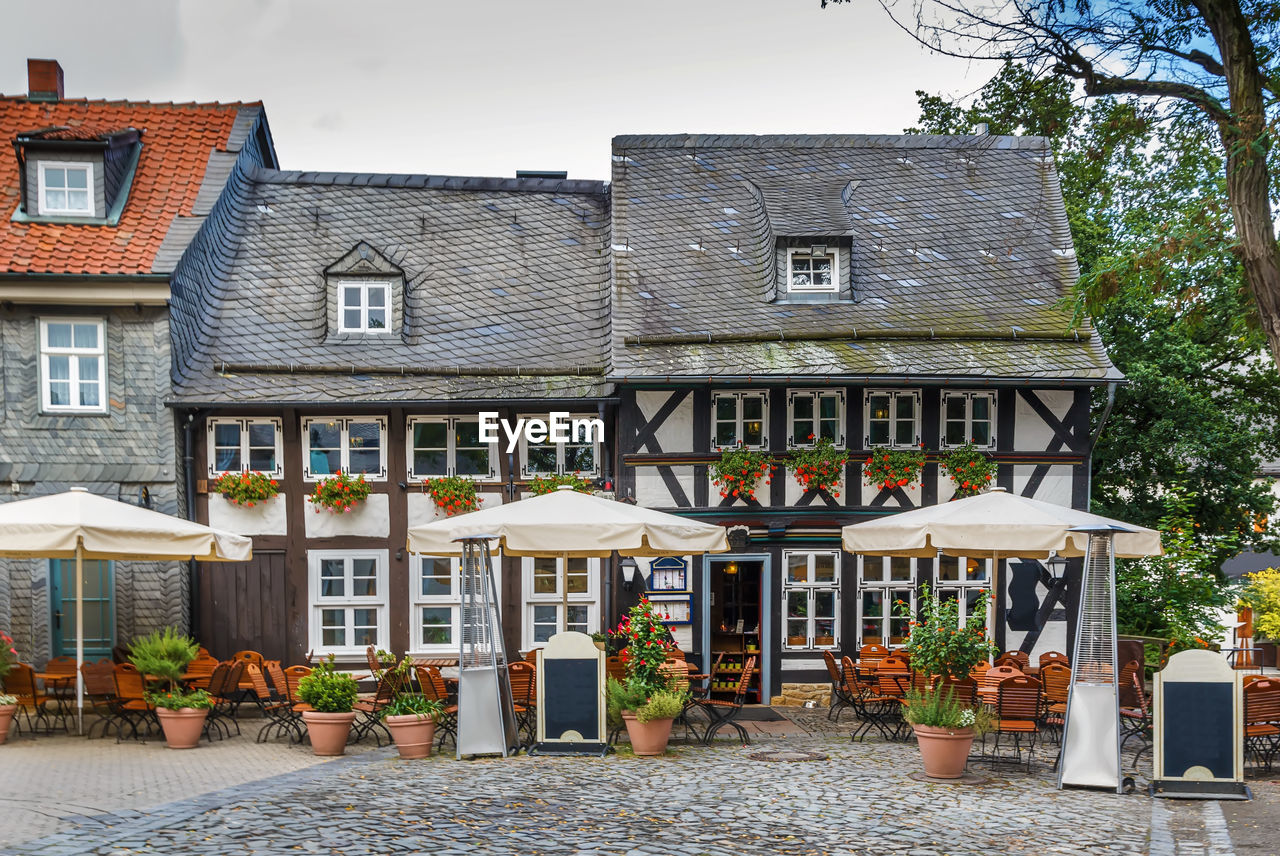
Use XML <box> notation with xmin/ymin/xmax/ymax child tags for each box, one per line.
<box><xmin>535</xmin><ymin>631</ymin><xmax>606</xmax><ymax>755</ymax></box>
<box><xmin>1153</xmin><ymin>649</ymin><xmax>1244</xmax><ymax>791</ymax></box>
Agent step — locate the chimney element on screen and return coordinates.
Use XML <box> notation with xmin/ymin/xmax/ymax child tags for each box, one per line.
<box><xmin>973</xmin><ymin>122</ymin><xmax>989</xmax><ymax>136</ymax></box>
<box><xmin>27</xmin><ymin>59</ymin><xmax>64</xmax><ymax>102</ymax></box>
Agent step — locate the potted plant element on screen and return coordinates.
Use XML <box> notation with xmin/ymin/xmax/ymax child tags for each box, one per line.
<box><xmin>901</xmin><ymin>683</ymin><xmax>990</xmax><ymax>778</ymax></box>
<box><xmin>211</xmin><ymin>471</ymin><xmax>279</xmax><ymax>508</ymax></box>
<box><xmin>863</xmin><ymin>446</ymin><xmax>925</xmax><ymax>494</ymax></box>
<box><xmin>893</xmin><ymin>584</ymin><xmax>996</xmax><ymax>777</ymax></box>
<box><xmin>607</xmin><ymin>598</ymin><xmax>688</xmax><ymax>755</ymax></box>
<box><xmin>128</xmin><ymin>627</ymin><xmax>207</xmax><ymax>749</ymax></box>
<box><xmin>0</xmin><ymin>630</ymin><xmax>18</xmax><ymax>745</ymax></box>
<box><xmin>422</xmin><ymin>475</ymin><xmax>481</xmax><ymax>516</ymax></box>
<box><xmin>297</xmin><ymin>654</ymin><xmax>360</xmax><ymax>755</ymax></box>
<box><xmin>308</xmin><ymin>470</ymin><xmax>371</xmax><ymax>514</ymax></box>
<box><xmin>383</xmin><ymin>693</ymin><xmax>444</xmax><ymax>759</ymax></box>
<box><xmin>790</xmin><ymin>436</ymin><xmax>848</xmax><ymax>498</ymax></box>
<box><xmin>939</xmin><ymin>443</ymin><xmax>998</xmax><ymax>499</ymax></box>
<box><xmin>710</xmin><ymin>444</ymin><xmax>775</xmax><ymax>502</ymax></box>
<box><xmin>528</xmin><ymin>472</ymin><xmax>595</xmax><ymax>495</ymax></box>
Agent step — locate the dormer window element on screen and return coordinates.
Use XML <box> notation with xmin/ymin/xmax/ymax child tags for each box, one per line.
<box><xmin>787</xmin><ymin>246</ymin><xmax>839</xmax><ymax>293</ymax></box>
<box><xmin>39</xmin><ymin>162</ymin><xmax>93</xmax><ymax>216</ymax></box>
<box><xmin>338</xmin><ymin>280</ymin><xmax>390</xmax><ymax>333</ymax></box>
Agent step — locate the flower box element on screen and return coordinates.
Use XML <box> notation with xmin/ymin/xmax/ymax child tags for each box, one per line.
<box><xmin>407</xmin><ymin>492</ymin><xmax>502</xmax><ymax>527</ymax></box>
<box><xmin>208</xmin><ymin>493</ymin><xmax>287</xmax><ymax>536</ymax></box>
<box><xmin>304</xmin><ymin>493</ymin><xmax>389</xmax><ymax>538</ymax></box>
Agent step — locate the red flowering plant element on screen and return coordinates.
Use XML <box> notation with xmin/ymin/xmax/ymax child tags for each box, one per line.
<box><xmin>309</xmin><ymin>470</ymin><xmax>371</xmax><ymax>513</ymax></box>
<box><xmin>211</xmin><ymin>471</ymin><xmax>279</xmax><ymax>507</ymax></box>
<box><xmin>711</xmin><ymin>444</ymin><xmax>775</xmax><ymax>502</ymax></box>
<box><xmin>609</xmin><ymin>598</ymin><xmax>678</xmax><ymax>695</ymax></box>
<box><xmin>940</xmin><ymin>443</ymin><xmax>998</xmax><ymax>499</ymax></box>
<box><xmin>0</xmin><ymin>630</ymin><xmax>17</xmax><ymax>685</ymax></box>
<box><xmin>790</xmin><ymin>435</ymin><xmax>849</xmax><ymax>497</ymax></box>
<box><xmin>528</xmin><ymin>472</ymin><xmax>594</xmax><ymax>496</ymax></box>
<box><xmin>422</xmin><ymin>475</ymin><xmax>480</xmax><ymax>516</ymax></box>
<box><xmin>893</xmin><ymin>583</ymin><xmax>996</xmax><ymax>680</ymax></box>
<box><xmin>864</xmin><ymin>446</ymin><xmax>926</xmax><ymax>493</ymax></box>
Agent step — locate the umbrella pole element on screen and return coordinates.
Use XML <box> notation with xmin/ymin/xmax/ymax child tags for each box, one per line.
<box><xmin>561</xmin><ymin>552</ymin><xmax>570</xmax><ymax>635</ymax></box>
<box><xmin>75</xmin><ymin>542</ymin><xmax>84</xmax><ymax>736</ymax></box>
<box><xmin>987</xmin><ymin>551</ymin><xmax>999</xmax><ymax>646</ymax></box>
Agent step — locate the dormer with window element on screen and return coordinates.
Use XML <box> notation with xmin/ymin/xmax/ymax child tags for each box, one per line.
<box><xmin>13</xmin><ymin>125</ymin><xmax>142</xmax><ymax>225</ymax></box>
<box><xmin>323</xmin><ymin>241</ymin><xmax>405</xmax><ymax>339</ymax></box>
<box><xmin>774</xmin><ymin>236</ymin><xmax>854</xmax><ymax>303</ymax></box>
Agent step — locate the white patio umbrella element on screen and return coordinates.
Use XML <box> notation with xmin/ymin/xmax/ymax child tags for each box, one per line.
<box><xmin>407</xmin><ymin>485</ymin><xmax>729</xmax><ymax>632</ymax></box>
<box><xmin>841</xmin><ymin>487</ymin><xmax>1163</xmax><ymax>560</ymax></box>
<box><xmin>0</xmin><ymin>487</ymin><xmax>252</xmax><ymax>732</ymax></box>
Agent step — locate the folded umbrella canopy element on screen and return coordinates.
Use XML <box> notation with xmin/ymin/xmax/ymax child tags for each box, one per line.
<box><xmin>0</xmin><ymin>487</ymin><xmax>252</xmax><ymax>732</ymax></box>
<box><xmin>407</xmin><ymin>485</ymin><xmax>729</xmax><ymax>632</ymax></box>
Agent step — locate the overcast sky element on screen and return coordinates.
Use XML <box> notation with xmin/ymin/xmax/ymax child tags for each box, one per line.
<box><xmin>1</xmin><ymin>0</ymin><xmax>991</xmax><ymax>180</ymax></box>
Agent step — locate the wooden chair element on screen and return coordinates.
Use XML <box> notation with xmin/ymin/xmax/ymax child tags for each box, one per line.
<box><xmin>7</xmin><ymin>663</ymin><xmax>56</xmax><ymax>735</ymax></box>
<box><xmin>1038</xmin><ymin>662</ymin><xmax>1071</xmax><ymax>742</ymax></box>
<box><xmin>858</xmin><ymin>643</ymin><xmax>890</xmax><ymax>665</ymax></box>
<box><xmin>605</xmin><ymin>655</ymin><xmax>627</xmax><ymax>684</ymax></box>
<box><xmin>823</xmin><ymin>650</ymin><xmax>856</xmax><ymax>722</ymax></box>
<box><xmin>693</xmin><ymin>656</ymin><xmax>756</xmax><ymax>745</ymax></box>
<box><xmin>1119</xmin><ymin>667</ymin><xmax>1153</xmax><ymax>766</ymax></box>
<box><xmin>977</xmin><ymin>665</ymin><xmax>1023</xmax><ymax>704</ymax></box>
<box><xmin>968</xmin><ymin>659</ymin><xmax>993</xmax><ymax>682</ymax></box>
<box><xmin>984</xmin><ymin>675</ymin><xmax>1042</xmax><ymax>771</ymax></box>
<box><xmin>231</xmin><ymin>650</ymin><xmax>264</xmax><ymax>697</ymax></box>
<box><xmin>112</xmin><ymin>663</ymin><xmax>156</xmax><ymax>742</ymax></box>
<box><xmin>416</xmin><ymin>665</ymin><xmax>458</xmax><ymax>750</ymax></box>
<box><xmin>995</xmin><ymin>651</ymin><xmax>1030</xmax><ymax>671</ymax></box>
<box><xmin>351</xmin><ymin>671</ymin><xmax>398</xmax><ymax>747</ymax></box>
<box><xmin>1243</xmin><ymin>678</ymin><xmax>1280</xmax><ymax>772</ymax></box>
<box><xmin>1038</xmin><ymin>651</ymin><xmax>1069</xmax><ymax>670</ymax></box>
<box><xmin>81</xmin><ymin>659</ymin><xmax>125</xmax><ymax>739</ymax></box>
<box><xmin>246</xmin><ymin>663</ymin><xmax>295</xmax><ymax>744</ymax></box>
<box><xmin>183</xmin><ymin>654</ymin><xmax>219</xmax><ymax>690</ymax></box>
<box><xmin>43</xmin><ymin>655</ymin><xmax>77</xmax><ymax>700</ymax></box>
<box><xmin>204</xmin><ymin>661</ymin><xmax>244</xmax><ymax>740</ymax></box>
<box><xmin>878</xmin><ymin>654</ymin><xmax>910</xmax><ymax>674</ymax></box>
<box><xmin>1243</xmin><ymin>673</ymin><xmax>1269</xmax><ymax>687</ymax></box>
<box><xmin>940</xmin><ymin>673</ymin><xmax>976</xmax><ymax>708</ymax></box>
<box><xmin>1117</xmin><ymin>660</ymin><xmax>1142</xmax><ymax>708</ymax></box>
<box><xmin>263</xmin><ymin>660</ymin><xmax>304</xmax><ymax>742</ymax></box>
<box><xmin>508</xmin><ymin>661</ymin><xmax>537</xmax><ymax>746</ymax></box>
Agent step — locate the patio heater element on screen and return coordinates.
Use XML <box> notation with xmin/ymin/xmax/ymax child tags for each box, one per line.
<box><xmin>456</xmin><ymin>535</ymin><xmax>520</xmax><ymax>759</ymax></box>
<box><xmin>1057</xmin><ymin>525</ymin><xmax>1127</xmax><ymax>793</ymax></box>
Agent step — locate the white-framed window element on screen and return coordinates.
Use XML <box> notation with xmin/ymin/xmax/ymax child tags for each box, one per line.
<box><xmin>857</xmin><ymin>555</ymin><xmax>916</xmax><ymax>647</ymax></box>
<box><xmin>522</xmin><ymin>556</ymin><xmax>599</xmax><ymax>648</ymax></box>
<box><xmin>337</xmin><ymin>280</ymin><xmax>390</xmax><ymax>333</ymax></box>
<box><xmin>787</xmin><ymin>389</ymin><xmax>845</xmax><ymax>447</ymax></box>
<box><xmin>38</xmin><ymin>161</ymin><xmax>94</xmax><ymax>216</ymax></box>
<box><xmin>712</xmin><ymin>391</ymin><xmax>769</xmax><ymax>450</ymax></box>
<box><xmin>786</xmin><ymin>247</ymin><xmax>839</xmax><ymax>293</ymax></box>
<box><xmin>934</xmin><ymin>556</ymin><xmax>992</xmax><ymax>630</ymax></box>
<box><xmin>39</xmin><ymin>318</ymin><xmax>106</xmax><ymax>413</ymax></box>
<box><xmin>941</xmin><ymin>392</ymin><xmax>997</xmax><ymax>449</ymax></box>
<box><xmin>409</xmin><ymin>554</ymin><xmax>506</xmax><ymax>653</ymax></box>
<box><xmin>518</xmin><ymin>413</ymin><xmax>601</xmax><ymax>478</ymax></box>
<box><xmin>308</xmin><ymin>550</ymin><xmax>388</xmax><ymax>656</ymax></box>
<box><xmin>864</xmin><ymin>390</ymin><xmax>920</xmax><ymax>449</ymax></box>
<box><xmin>302</xmin><ymin>416</ymin><xmax>387</xmax><ymax>480</ymax></box>
<box><xmin>783</xmin><ymin>550</ymin><xmax>840</xmax><ymax>650</ymax></box>
<box><xmin>407</xmin><ymin>416</ymin><xmax>499</xmax><ymax>481</ymax></box>
<box><xmin>207</xmin><ymin>418</ymin><xmax>283</xmax><ymax>477</ymax></box>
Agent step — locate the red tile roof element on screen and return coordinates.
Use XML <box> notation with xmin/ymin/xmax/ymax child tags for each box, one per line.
<box><xmin>0</xmin><ymin>98</ymin><xmax>251</xmax><ymax>276</ymax></box>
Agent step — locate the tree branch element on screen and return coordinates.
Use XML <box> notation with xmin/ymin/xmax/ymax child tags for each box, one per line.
<box><xmin>1085</xmin><ymin>74</ymin><xmax>1232</xmax><ymax>124</ymax></box>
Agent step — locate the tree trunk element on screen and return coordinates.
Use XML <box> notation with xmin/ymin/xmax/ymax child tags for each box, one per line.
<box><xmin>1198</xmin><ymin>0</ymin><xmax>1280</xmax><ymax>365</ymax></box>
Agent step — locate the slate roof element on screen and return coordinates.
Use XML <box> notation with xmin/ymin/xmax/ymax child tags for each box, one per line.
<box><xmin>609</xmin><ymin>134</ymin><xmax>1120</xmax><ymax>381</ymax></box>
<box><xmin>169</xmin><ymin>169</ymin><xmax>612</xmax><ymax>404</ymax></box>
<box><xmin>0</xmin><ymin>97</ymin><xmax>266</xmax><ymax>275</ymax></box>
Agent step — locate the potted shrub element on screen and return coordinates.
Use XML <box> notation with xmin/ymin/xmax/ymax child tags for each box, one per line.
<box><xmin>528</xmin><ymin>472</ymin><xmax>595</xmax><ymax>495</ymax></box>
<box><xmin>710</xmin><ymin>444</ymin><xmax>775</xmax><ymax>502</ymax></box>
<box><xmin>790</xmin><ymin>436</ymin><xmax>848</xmax><ymax>498</ymax></box>
<box><xmin>607</xmin><ymin>598</ymin><xmax>688</xmax><ymax>756</ymax></box>
<box><xmin>383</xmin><ymin>693</ymin><xmax>444</xmax><ymax>759</ymax></box>
<box><xmin>211</xmin><ymin>471</ymin><xmax>279</xmax><ymax>508</ymax></box>
<box><xmin>308</xmin><ymin>470</ymin><xmax>371</xmax><ymax>514</ymax></box>
<box><xmin>297</xmin><ymin>655</ymin><xmax>360</xmax><ymax>755</ymax></box>
<box><xmin>863</xmin><ymin>446</ymin><xmax>925</xmax><ymax>494</ymax></box>
<box><xmin>128</xmin><ymin>627</ymin><xmax>207</xmax><ymax>749</ymax></box>
<box><xmin>0</xmin><ymin>630</ymin><xmax>18</xmax><ymax>745</ymax></box>
<box><xmin>901</xmin><ymin>683</ymin><xmax>989</xmax><ymax>778</ymax></box>
<box><xmin>939</xmin><ymin>443</ymin><xmax>998</xmax><ymax>499</ymax></box>
<box><xmin>893</xmin><ymin>584</ymin><xmax>996</xmax><ymax>777</ymax></box>
<box><xmin>422</xmin><ymin>475</ymin><xmax>481</xmax><ymax>516</ymax></box>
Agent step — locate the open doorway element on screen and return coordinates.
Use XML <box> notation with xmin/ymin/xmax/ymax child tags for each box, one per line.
<box><xmin>702</xmin><ymin>554</ymin><xmax>770</xmax><ymax>704</ymax></box>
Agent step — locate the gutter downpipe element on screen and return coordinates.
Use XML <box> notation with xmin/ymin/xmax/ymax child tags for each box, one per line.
<box><xmin>1085</xmin><ymin>382</ymin><xmax>1117</xmax><ymax>512</ymax></box>
<box><xmin>183</xmin><ymin>410</ymin><xmax>204</xmax><ymax>639</ymax></box>
<box><xmin>598</xmin><ymin>400</ymin><xmax>614</xmax><ymax>628</ymax></box>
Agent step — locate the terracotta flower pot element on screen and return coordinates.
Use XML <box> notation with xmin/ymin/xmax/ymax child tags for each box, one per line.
<box><xmin>302</xmin><ymin>710</ymin><xmax>357</xmax><ymax>756</ymax></box>
<box><xmin>155</xmin><ymin>707</ymin><xmax>210</xmax><ymax>749</ymax></box>
<box><xmin>385</xmin><ymin>713</ymin><xmax>436</xmax><ymax>759</ymax></box>
<box><xmin>911</xmin><ymin>724</ymin><xmax>975</xmax><ymax>779</ymax></box>
<box><xmin>621</xmin><ymin>711</ymin><xmax>674</xmax><ymax>756</ymax></box>
<box><xmin>0</xmin><ymin>703</ymin><xmax>16</xmax><ymax>745</ymax></box>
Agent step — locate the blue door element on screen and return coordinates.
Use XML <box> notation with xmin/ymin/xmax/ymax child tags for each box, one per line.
<box><xmin>49</xmin><ymin>559</ymin><xmax>114</xmax><ymax>659</ymax></box>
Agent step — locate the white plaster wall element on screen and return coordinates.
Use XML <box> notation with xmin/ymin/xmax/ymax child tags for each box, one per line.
<box><xmin>406</xmin><ymin>491</ymin><xmax>503</xmax><ymax>527</ymax></box>
<box><xmin>1012</xmin><ymin>465</ymin><xmax>1073</xmax><ymax>507</ymax></box>
<box><xmin>304</xmin><ymin>493</ymin><xmax>390</xmax><ymax>538</ymax></box>
<box><xmin>783</xmin><ymin>468</ymin><xmax>846</xmax><ymax>505</ymax></box>
<box><xmin>1013</xmin><ymin>389</ymin><xmax>1073</xmax><ymax>451</ymax></box>
<box><xmin>635</xmin><ymin>391</ymin><xmax>693</xmax><ymax>453</ymax></box>
<box><xmin>208</xmin><ymin>493</ymin><xmax>288</xmax><ymax>536</ymax></box>
<box><xmin>708</xmin><ymin>473</ymin><xmax>770</xmax><ymax>508</ymax></box>
<box><xmin>636</xmin><ymin>465</ymin><xmax>695</xmax><ymax>508</ymax></box>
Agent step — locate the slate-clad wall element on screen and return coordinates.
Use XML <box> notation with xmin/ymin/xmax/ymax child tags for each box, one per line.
<box><xmin>22</xmin><ymin>147</ymin><xmax>107</xmax><ymax>217</ymax></box>
<box><xmin>102</xmin><ymin>140</ymin><xmax>136</xmax><ymax>209</ymax></box>
<box><xmin>0</xmin><ymin>305</ymin><xmax>183</xmax><ymax>663</ymax></box>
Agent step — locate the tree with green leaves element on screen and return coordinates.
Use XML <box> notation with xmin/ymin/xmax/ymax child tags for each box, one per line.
<box><xmin>826</xmin><ymin>0</ymin><xmax>1280</xmax><ymax>371</ymax></box>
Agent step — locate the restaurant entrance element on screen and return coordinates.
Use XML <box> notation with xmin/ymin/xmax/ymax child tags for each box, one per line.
<box><xmin>702</xmin><ymin>554</ymin><xmax>771</xmax><ymax>704</ymax></box>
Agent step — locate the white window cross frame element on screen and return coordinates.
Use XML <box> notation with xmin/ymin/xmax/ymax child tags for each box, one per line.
<box><xmin>39</xmin><ymin>317</ymin><xmax>106</xmax><ymax>414</ymax></box>
<box><xmin>307</xmin><ymin>550</ymin><xmax>389</xmax><ymax>656</ymax></box>
<box><xmin>786</xmin><ymin>247</ymin><xmax>840</xmax><ymax>294</ymax></box>
<box><xmin>712</xmin><ymin>391</ymin><xmax>769</xmax><ymax>450</ymax></box>
<box><xmin>864</xmin><ymin>389</ymin><xmax>921</xmax><ymax>449</ymax></box>
<box><xmin>406</xmin><ymin>416</ymin><xmax>499</xmax><ymax>481</ymax></box>
<box><xmin>337</xmin><ymin>280</ymin><xmax>391</xmax><ymax>334</ymax></box>
<box><xmin>517</xmin><ymin>412</ymin><xmax>602</xmax><ymax>478</ymax></box>
<box><xmin>787</xmin><ymin>389</ymin><xmax>845</xmax><ymax>448</ymax></box>
<box><xmin>782</xmin><ymin>550</ymin><xmax>841</xmax><ymax>650</ymax></box>
<box><xmin>207</xmin><ymin>417</ymin><xmax>284</xmax><ymax>477</ymax></box>
<box><xmin>522</xmin><ymin>556</ymin><xmax>599</xmax><ymax>648</ymax></box>
<box><xmin>38</xmin><ymin>161</ymin><xmax>95</xmax><ymax>216</ymax></box>
<box><xmin>941</xmin><ymin>391</ymin><xmax>997</xmax><ymax>450</ymax></box>
<box><xmin>302</xmin><ymin>416</ymin><xmax>388</xmax><ymax>481</ymax></box>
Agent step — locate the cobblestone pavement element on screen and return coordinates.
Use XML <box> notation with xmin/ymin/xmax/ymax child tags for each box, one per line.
<box><xmin>0</xmin><ymin>708</ymin><xmax>1251</xmax><ymax>856</ymax></box>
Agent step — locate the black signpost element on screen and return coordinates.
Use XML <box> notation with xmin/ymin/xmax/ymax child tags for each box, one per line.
<box><xmin>532</xmin><ymin>631</ymin><xmax>607</xmax><ymax>756</ymax></box>
<box><xmin>1151</xmin><ymin>649</ymin><xmax>1250</xmax><ymax>800</ymax></box>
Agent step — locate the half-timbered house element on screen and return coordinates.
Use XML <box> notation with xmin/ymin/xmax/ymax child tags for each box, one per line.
<box><xmin>608</xmin><ymin>134</ymin><xmax>1122</xmax><ymax>704</ymax></box>
<box><xmin>169</xmin><ymin>169</ymin><xmax>613</xmax><ymax>665</ymax></box>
